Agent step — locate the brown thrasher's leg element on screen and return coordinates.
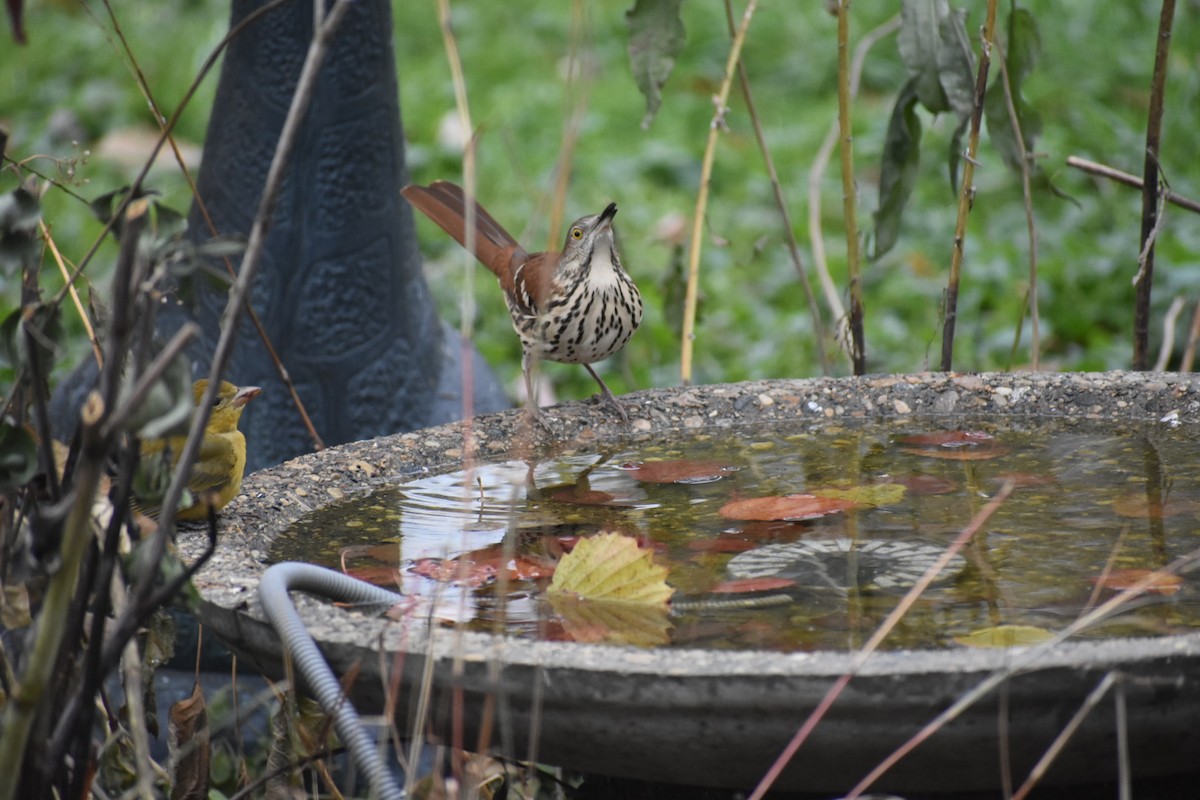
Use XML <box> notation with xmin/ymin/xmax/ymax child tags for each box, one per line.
<box><xmin>583</xmin><ymin>363</ymin><xmax>629</xmax><ymax>423</ymax></box>
<box><xmin>522</xmin><ymin>354</ymin><xmax>549</xmax><ymax>427</ymax></box>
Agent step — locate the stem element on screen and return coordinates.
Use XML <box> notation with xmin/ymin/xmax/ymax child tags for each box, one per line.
<box><xmin>941</xmin><ymin>0</ymin><xmax>999</xmax><ymax>372</ymax></box>
<box><xmin>835</xmin><ymin>0</ymin><xmax>865</xmax><ymax>374</ymax></box>
<box><xmin>679</xmin><ymin>0</ymin><xmax>759</xmax><ymax>385</ymax></box>
<box><xmin>1133</xmin><ymin>0</ymin><xmax>1177</xmax><ymax>370</ymax></box>
<box><xmin>724</xmin><ymin>0</ymin><xmax>829</xmax><ymax>375</ymax></box>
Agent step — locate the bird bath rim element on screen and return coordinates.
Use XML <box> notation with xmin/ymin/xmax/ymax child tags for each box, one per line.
<box><xmin>181</xmin><ymin>371</ymin><xmax>1200</xmax><ymax>792</ymax></box>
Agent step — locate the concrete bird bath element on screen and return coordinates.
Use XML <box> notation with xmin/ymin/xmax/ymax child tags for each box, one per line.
<box><xmin>180</xmin><ymin>372</ymin><xmax>1200</xmax><ymax>794</ymax></box>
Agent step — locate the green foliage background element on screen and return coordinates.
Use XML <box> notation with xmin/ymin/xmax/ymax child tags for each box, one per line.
<box><xmin>3</xmin><ymin>0</ymin><xmax>1198</xmax><ymax>404</ymax></box>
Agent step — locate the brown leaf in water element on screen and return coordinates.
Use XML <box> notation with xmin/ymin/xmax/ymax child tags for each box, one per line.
<box><xmin>900</xmin><ymin>443</ymin><xmax>1009</xmax><ymax>461</ymax></box>
<box><xmin>897</xmin><ymin>430</ymin><xmax>995</xmax><ymax>446</ymax></box>
<box><xmin>719</xmin><ymin>494</ymin><xmax>858</xmax><ymax>521</ymax></box>
<box><xmin>1089</xmin><ymin>568</ymin><xmax>1183</xmax><ymax>596</ymax></box>
<box><xmin>545</xmin><ymin>485</ymin><xmax>633</xmax><ymax>506</ymax></box>
<box><xmin>884</xmin><ymin>474</ymin><xmax>959</xmax><ymax>495</ymax></box>
<box><xmin>619</xmin><ymin>458</ymin><xmax>737</xmax><ymax>484</ymax></box>
<box><xmin>686</xmin><ymin>536</ymin><xmax>758</xmax><ymax>553</ymax></box>
<box><xmin>168</xmin><ymin>682</ymin><xmax>210</xmax><ymax>800</ymax></box>
<box><xmin>710</xmin><ymin>576</ymin><xmax>797</xmax><ymax>594</ymax></box>
<box><xmin>343</xmin><ymin>565</ymin><xmax>402</xmax><ymax>586</ymax></box>
<box><xmin>1112</xmin><ymin>493</ymin><xmax>1200</xmax><ymax>519</ymax></box>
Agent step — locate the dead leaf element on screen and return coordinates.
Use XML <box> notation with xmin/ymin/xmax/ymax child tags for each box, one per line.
<box><xmin>897</xmin><ymin>430</ymin><xmax>995</xmax><ymax>446</ymax></box>
<box><xmin>548</xmin><ymin>531</ymin><xmax>673</xmax><ymax>606</ymax></box>
<box><xmin>548</xmin><ymin>591</ymin><xmax>672</xmax><ymax>646</ymax></box>
<box><xmin>1112</xmin><ymin>493</ymin><xmax>1200</xmax><ymax>519</ymax></box>
<box><xmin>1089</xmin><ymin>568</ymin><xmax>1183</xmax><ymax>596</ymax></box>
<box><xmin>900</xmin><ymin>443</ymin><xmax>1009</xmax><ymax>461</ymax></box>
<box><xmin>168</xmin><ymin>682</ymin><xmax>210</xmax><ymax>800</ymax></box>
<box><xmin>954</xmin><ymin>624</ymin><xmax>1055</xmax><ymax>648</ymax></box>
<box><xmin>719</xmin><ymin>494</ymin><xmax>858</xmax><ymax>521</ymax></box>
<box><xmin>619</xmin><ymin>459</ymin><xmax>737</xmax><ymax>484</ymax></box>
<box><xmin>710</xmin><ymin>576</ymin><xmax>798</xmax><ymax>594</ymax></box>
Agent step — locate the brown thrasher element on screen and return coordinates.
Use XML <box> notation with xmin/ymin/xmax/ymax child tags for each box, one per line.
<box><xmin>402</xmin><ymin>181</ymin><xmax>643</xmax><ymax>423</ymax></box>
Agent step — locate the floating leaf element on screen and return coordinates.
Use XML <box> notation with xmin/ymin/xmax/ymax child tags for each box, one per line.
<box><xmin>548</xmin><ymin>531</ymin><xmax>673</xmax><ymax>606</ymax></box>
<box><xmin>719</xmin><ymin>494</ymin><xmax>859</xmax><ymax>522</ymax></box>
<box><xmin>710</xmin><ymin>577</ymin><xmax>797</xmax><ymax>594</ymax></box>
<box><xmin>1112</xmin><ymin>493</ymin><xmax>1199</xmax><ymax>520</ymax></box>
<box><xmin>814</xmin><ymin>482</ymin><xmax>908</xmax><ymax>506</ymax></box>
<box><xmin>885</xmin><ymin>474</ymin><xmax>959</xmax><ymax>495</ymax></box>
<box><xmin>897</xmin><ymin>430</ymin><xmax>995</xmax><ymax>446</ymax></box>
<box><xmin>619</xmin><ymin>458</ymin><xmax>736</xmax><ymax>484</ymax></box>
<box><xmin>900</xmin><ymin>442</ymin><xmax>1010</xmax><ymax>461</ymax></box>
<box><xmin>544</xmin><ymin>484</ymin><xmax>633</xmax><ymax>507</ymax></box>
<box><xmin>1089</xmin><ymin>568</ymin><xmax>1182</xmax><ymax>596</ymax></box>
<box><xmin>954</xmin><ymin>624</ymin><xmax>1055</xmax><ymax>648</ymax></box>
<box><xmin>625</xmin><ymin>0</ymin><xmax>685</xmax><ymax>130</ymax></box>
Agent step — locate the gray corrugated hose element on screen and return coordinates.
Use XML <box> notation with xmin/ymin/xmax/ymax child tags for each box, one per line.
<box><xmin>258</xmin><ymin>562</ymin><xmax>407</xmax><ymax>800</ymax></box>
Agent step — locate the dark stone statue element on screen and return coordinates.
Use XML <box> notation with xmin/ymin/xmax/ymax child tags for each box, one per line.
<box><xmin>161</xmin><ymin>0</ymin><xmax>507</xmax><ymax>471</ymax></box>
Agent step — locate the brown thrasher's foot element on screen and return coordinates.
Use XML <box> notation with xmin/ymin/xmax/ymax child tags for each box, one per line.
<box><xmin>584</xmin><ymin>364</ymin><xmax>629</xmax><ymax>424</ymax></box>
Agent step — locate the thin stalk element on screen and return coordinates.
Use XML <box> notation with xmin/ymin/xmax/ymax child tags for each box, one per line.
<box><xmin>679</xmin><ymin>0</ymin><xmax>759</xmax><ymax>385</ymax></box>
<box><xmin>1133</xmin><ymin>0</ymin><xmax>1177</xmax><ymax>370</ymax></box>
<box><xmin>724</xmin><ymin>0</ymin><xmax>829</xmax><ymax>375</ymax></box>
<box><xmin>835</xmin><ymin>0</ymin><xmax>865</xmax><ymax>374</ymax></box>
<box><xmin>1066</xmin><ymin>156</ymin><xmax>1200</xmax><ymax>215</ymax></box>
<box><xmin>997</xmin><ymin>45</ymin><xmax>1039</xmax><ymax>369</ymax></box>
<box><xmin>941</xmin><ymin>0</ymin><xmax>999</xmax><ymax>371</ymax></box>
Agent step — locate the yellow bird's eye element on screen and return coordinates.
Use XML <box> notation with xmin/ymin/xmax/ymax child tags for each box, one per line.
<box><xmin>571</xmin><ymin>227</ymin><xmax>583</xmax><ymax>240</ymax></box>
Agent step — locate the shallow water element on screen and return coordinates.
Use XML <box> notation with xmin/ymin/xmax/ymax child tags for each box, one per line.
<box><xmin>270</xmin><ymin>417</ymin><xmax>1200</xmax><ymax>651</ymax></box>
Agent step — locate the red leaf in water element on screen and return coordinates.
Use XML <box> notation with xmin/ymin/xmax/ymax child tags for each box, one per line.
<box><xmin>900</xmin><ymin>443</ymin><xmax>1009</xmax><ymax>461</ymax></box>
<box><xmin>898</xmin><ymin>430</ymin><xmax>995</xmax><ymax>446</ymax></box>
<box><xmin>719</xmin><ymin>494</ymin><xmax>858</xmax><ymax>521</ymax></box>
<box><xmin>686</xmin><ymin>537</ymin><xmax>758</xmax><ymax>553</ymax></box>
<box><xmin>1112</xmin><ymin>493</ymin><xmax>1200</xmax><ymax>519</ymax></box>
<box><xmin>343</xmin><ymin>565</ymin><xmax>402</xmax><ymax>585</ymax></box>
<box><xmin>989</xmin><ymin>471</ymin><xmax>1058</xmax><ymax>488</ymax></box>
<box><xmin>509</xmin><ymin>555</ymin><xmax>557</xmax><ymax>580</ymax></box>
<box><xmin>409</xmin><ymin>557</ymin><xmax>497</xmax><ymax>587</ymax></box>
<box><xmin>1089</xmin><ymin>568</ymin><xmax>1183</xmax><ymax>595</ymax></box>
<box><xmin>545</xmin><ymin>486</ymin><xmax>632</xmax><ymax>506</ymax></box>
<box><xmin>710</xmin><ymin>577</ymin><xmax>798</xmax><ymax>593</ymax></box>
<box><xmin>885</xmin><ymin>474</ymin><xmax>959</xmax><ymax>495</ymax></box>
<box><xmin>619</xmin><ymin>459</ymin><xmax>737</xmax><ymax>484</ymax></box>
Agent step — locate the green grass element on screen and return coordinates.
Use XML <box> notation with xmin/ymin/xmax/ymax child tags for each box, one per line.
<box><xmin>3</xmin><ymin>0</ymin><xmax>1198</xmax><ymax>402</ymax></box>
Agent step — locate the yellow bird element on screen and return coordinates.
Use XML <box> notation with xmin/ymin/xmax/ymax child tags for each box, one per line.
<box><xmin>138</xmin><ymin>379</ymin><xmax>261</xmax><ymax>521</ymax></box>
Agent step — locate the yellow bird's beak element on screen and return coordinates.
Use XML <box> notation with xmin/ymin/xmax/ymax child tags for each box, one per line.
<box><xmin>232</xmin><ymin>386</ymin><xmax>262</xmax><ymax>408</ymax></box>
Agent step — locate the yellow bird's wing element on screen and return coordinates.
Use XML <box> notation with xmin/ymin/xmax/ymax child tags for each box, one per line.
<box><xmin>188</xmin><ymin>433</ymin><xmax>240</xmax><ymax>494</ymax></box>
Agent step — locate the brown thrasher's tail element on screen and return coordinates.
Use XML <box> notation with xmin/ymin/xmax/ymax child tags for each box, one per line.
<box><xmin>401</xmin><ymin>181</ymin><xmax>527</xmax><ymax>281</ymax></box>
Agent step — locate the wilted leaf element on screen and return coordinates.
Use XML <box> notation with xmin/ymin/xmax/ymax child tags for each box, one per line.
<box><xmin>719</xmin><ymin>494</ymin><xmax>859</xmax><ymax>521</ymax></box>
<box><xmin>0</xmin><ymin>187</ymin><xmax>40</xmax><ymax>274</ymax></box>
<box><xmin>1</xmin><ymin>582</ymin><xmax>32</xmax><ymax>629</ymax></box>
<box><xmin>898</xmin><ymin>0</ymin><xmax>951</xmax><ymax>111</ymax></box>
<box><xmin>548</xmin><ymin>531</ymin><xmax>673</xmax><ymax>606</ymax></box>
<box><xmin>954</xmin><ymin>624</ymin><xmax>1055</xmax><ymax>648</ymax></box>
<box><xmin>885</xmin><ymin>474</ymin><xmax>959</xmax><ymax>495</ymax></box>
<box><xmin>619</xmin><ymin>458</ymin><xmax>736</xmax><ymax>484</ymax></box>
<box><xmin>984</xmin><ymin>8</ymin><xmax>1041</xmax><ymax>174</ymax></box>
<box><xmin>626</xmin><ymin>0</ymin><xmax>685</xmax><ymax>129</ymax></box>
<box><xmin>814</xmin><ymin>482</ymin><xmax>908</xmax><ymax>506</ymax></box>
<box><xmin>897</xmin><ymin>430</ymin><xmax>994</xmax><ymax>446</ymax></box>
<box><xmin>874</xmin><ymin>79</ymin><xmax>922</xmax><ymax>258</ymax></box>
<box><xmin>900</xmin><ymin>444</ymin><xmax>1010</xmax><ymax>461</ymax></box>
<box><xmin>1089</xmin><ymin>568</ymin><xmax>1183</xmax><ymax>596</ymax></box>
<box><xmin>0</xmin><ymin>421</ymin><xmax>37</xmax><ymax>490</ymax></box>
<box><xmin>1112</xmin><ymin>493</ymin><xmax>1199</xmax><ymax>519</ymax></box>
<box><xmin>710</xmin><ymin>576</ymin><xmax>797</xmax><ymax>594</ymax></box>
<box><xmin>168</xmin><ymin>682</ymin><xmax>210</xmax><ymax>800</ymax></box>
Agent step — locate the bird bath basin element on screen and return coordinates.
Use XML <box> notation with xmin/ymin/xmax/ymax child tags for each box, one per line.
<box><xmin>182</xmin><ymin>372</ymin><xmax>1200</xmax><ymax>794</ymax></box>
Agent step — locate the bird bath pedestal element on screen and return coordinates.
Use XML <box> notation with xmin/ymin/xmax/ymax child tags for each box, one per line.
<box><xmin>181</xmin><ymin>372</ymin><xmax>1200</xmax><ymax>794</ymax></box>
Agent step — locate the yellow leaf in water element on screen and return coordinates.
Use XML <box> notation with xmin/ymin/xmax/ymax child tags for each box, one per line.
<box><xmin>548</xmin><ymin>532</ymin><xmax>673</xmax><ymax>607</ymax></box>
<box><xmin>814</xmin><ymin>482</ymin><xmax>908</xmax><ymax>506</ymax></box>
<box><xmin>954</xmin><ymin>624</ymin><xmax>1055</xmax><ymax>649</ymax></box>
